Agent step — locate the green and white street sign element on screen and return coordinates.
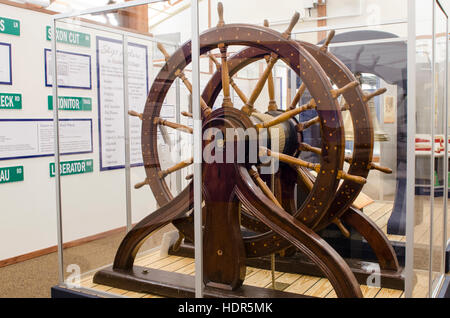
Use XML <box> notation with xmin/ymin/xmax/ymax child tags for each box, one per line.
<box><xmin>50</xmin><ymin>159</ymin><xmax>94</xmax><ymax>177</ymax></box>
<box><xmin>0</xmin><ymin>93</ymin><xmax>22</xmax><ymax>109</ymax></box>
<box><xmin>0</xmin><ymin>166</ymin><xmax>24</xmax><ymax>184</ymax></box>
<box><xmin>46</xmin><ymin>26</ymin><xmax>91</xmax><ymax>48</ymax></box>
<box><xmin>48</xmin><ymin>96</ymin><xmax>92</xmax><ymax>111</ymax></box>
<box><xmin>0</xmin><ymin>17</ymin><xmax>20</xmax><ymax>36</ymax></box>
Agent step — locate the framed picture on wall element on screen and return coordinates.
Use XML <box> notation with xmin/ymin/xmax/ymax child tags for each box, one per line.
<box><xmin>384</xmin><ymin>95</ymin><xmax>396</xmax><ymax>124</ymax></box>
<box><xmin>0</xmin><ymin>42</ymin><xmax>12</xmax><ymax>85</ymax></box>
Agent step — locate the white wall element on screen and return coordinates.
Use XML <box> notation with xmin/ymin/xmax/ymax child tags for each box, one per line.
<box><xmin>0</xmin><ymin>3</ymin><xmax>157</xmax><ymax>261</ymax></box>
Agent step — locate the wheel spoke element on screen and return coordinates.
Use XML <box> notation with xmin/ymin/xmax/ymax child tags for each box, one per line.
<box><xmin>255</xmin><ymin>99</ymin><xmax>316</xmax><ymax>130</ymax></box>
<box><xmin>218</xmin><ymin>44</ymin><xmax>233</xmax><ymax>107</ymax></box>
<box><xmin>242</xmin><ymin>53</ymin><xmax>279</xmax><ymax>115</ymax></box>
<box><xmin>208</xmin><ymin>53</ymin><xmax>248</xmax><ymax>105</ymax></box>
<box><xmin>260</xmin><ymin>147</ymin><xmax>320</xmax><ymax>173</ymax></box>
<box><xmin>344</xmin><ymin>156</ymin><xmax>392</xmax><ymax>174</ymax></box>
<box><xmin>320</xmin><ymin>30</ymin><xmax>335</xmax><ymax>52</ymax></box>
<box><xmin>298</xmin><ymin>142</ymin><xmax>321</xmax><ymax>155</ymax></box>
<box><xmin>295</xmin><ymin>166</ymin><xmax>314</xmax><ymax>191</ymax></box>
<box><xmin>264</xmin><ymin>20</ymin><xmax>278</xmax><ymax>112</ymax></box>
<box><xmin>157</xmin><ymin>42</ymin><xmax>212</xmax><ymax>116</ymax></box>
<box><xmin>181</xmin><ymin>111</ymin><xmax>193</xmax><ymax>118</ymax></box>
<box><xmin>128</xmin><ymin>110</ymin><xmax>143</xmax><ymax>120</ymax></box>
<box><xmin>296</xmin><ymin>116</ymin><xmax>320</xmax><ymax>132</ymax></box>
<box><xmin>363</xmin><ymin>88</ymin><xmax>387</xmax><ymax>102</ymax></box>
<box><xmin>154</xmin><ymin>117</ymin><xmax>193</xmax><ymax>134</ymax></box>
<box><xmin>288</xmin><ymin>83</ymin><xmax>307</xmax><ymax>110</ymax></box>
<box><xmin>330</xmin><ymin>81</ymin><xmax>359</xmax><ymax>99</ymax></box>
<box><xmin>249</xmin><ymin>166</ymin><xmax>282</xmax><ymax>208</ymax></box>
<box><xmin>159</xmin><ymin>157</ymin><xmax>194</xmax><ymax>179</ymax></box>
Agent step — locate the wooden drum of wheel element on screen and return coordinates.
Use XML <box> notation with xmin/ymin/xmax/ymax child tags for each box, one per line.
<box><xmin>93</xmin><ymin>3</ymin><xmax>398</xmax><ymax>298</ymax></box>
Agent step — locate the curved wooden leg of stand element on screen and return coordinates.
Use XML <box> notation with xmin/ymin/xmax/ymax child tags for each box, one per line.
<box><xmin>111</xmin><ymin>184</ymin><xmax>193</xmax><ymax>271</ymax></box>
<box><xmin>236</xmin><ymin>171</ymin><xmax>363</xmax><ymax>298</ymax></box>
<box><xmin>341</xmin><ymin>207</ymin><xmax>400</xmax><ymax>272</ymax></box>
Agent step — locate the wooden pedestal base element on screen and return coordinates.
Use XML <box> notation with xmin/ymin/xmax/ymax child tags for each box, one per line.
<box><xmin>93</xmin><ymin>265</ymin><xmax>310</xmax><ymax>298</ymax></box>
<box><xmin>169</xmin><ymin>243</ymin><xmax>405</xmax><ymax>290</ymax></box>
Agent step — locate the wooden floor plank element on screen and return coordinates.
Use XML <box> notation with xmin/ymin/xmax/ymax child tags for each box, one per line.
<box><xmin>369</xmin><ymin>204</ymin><xmax>393</xmax><ymax>224</ymax></box>
<box><xmin>123</xmin><ymin>291</ymin><xmax>148</xmax><ymax>298</ymax></box>
<box><xmin>174</xmin><ymin>262</ymin><xmax>196</xmax><ymax>275</ymax></box>
<box><xmin>375</xmin><ymin>288</ymin><xmax>404</xmax><ymax>298</ymax></box>
<box><xmin>325</xmin><ymin>290</ymin><xmax>337</xmax><ymax>298</ymax></box>
<box><xmin>147</xmin><ymin>255</ymin><xmax>183</xmax><ymax>269</ymax></box>
<box><xmin>159</xmin><ymin>258</ymin><xmax>194</xmax><ymax>272</ymax></box>
<box><xmin>272</xmin><ymin>272</ymin><xmax>302</xmax><ymax>285</ymax></box>
<box><xmin>360</xmin><ymin>285</ymin><xmax>381</xmax><ymax>298</ymax></box>
<box><xmin>284</xmin><ymin>275</ymin><xmax>321</xmax><ymax>295</ymax></box>
<box><xmin>134</xmin><ymin>254</ymin><xmax>164</xmax><ymax>267</ymax></box>
<box><xmin>108</xmin><ymin>287</ymin><xmax>129</xmax><ymax>295</ymax></box>
<box><xmin>243</xmin><ymin>269</ymin><xmax>283</xmax><ymax>288</ymax></box>
<box><xmin>92</xmin><ymin>284</ymin><xmax>112</xmax><ymax>292</ymax></box>
<box><xmin>304</xmin><ymin>278</ymin><xmax>333</xmax><ymax>297</ymax></box>
<box><xmin>363</xmin><ymin>202</ymin><xmax>384</xmax><ymax>217</ymax></box>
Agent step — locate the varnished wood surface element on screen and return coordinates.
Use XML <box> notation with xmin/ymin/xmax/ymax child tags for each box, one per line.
<box><xmin>82</xmin><ymin>248</ymin><xmax>404</xmax><ymax>298</ymax></box>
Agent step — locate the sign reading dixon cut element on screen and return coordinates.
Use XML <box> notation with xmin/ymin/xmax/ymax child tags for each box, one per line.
<box><xmin>46</xmin><ymin>26</ymin><xmax>90</xmax><ymax>48</ymax></box>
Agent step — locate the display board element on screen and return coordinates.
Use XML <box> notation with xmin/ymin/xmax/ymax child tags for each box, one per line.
<box><xmin>44</xmin><ymin>49</ymin><xmax>92</xmax><ymax>89</ymax></box>
<box><xmin>0</xmin><ymin>119</ymin><xmax>93</xmax><ymax>160</ymax></box>
<box><xmin>0</xmin><ymin>42</ymin><xmax>12</xmax><ymax>85</ymax></box>
<box><xmin>96</xmin><ymin>37</ymin><xmax>148</xmax><ymax>170</ymax></box>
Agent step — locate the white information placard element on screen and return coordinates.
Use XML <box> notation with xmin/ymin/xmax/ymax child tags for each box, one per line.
<box><xmin>45</xmin><ymin>49</ymin><xmax>92</xmax><ymax>89</ymax></box>
<box><xmin>97</xmin><ymin>37</ymin><xmax>149</xmax><ymax>170</ymax></box>
<box><xmin>0</xmin><ymin>42</ymin><xmax>12</xmax><ymax>85</ymax></box>
<box><xmin>0</xmin><ymin>119</ymin><xmax>93</xmax><ymax>160</ymax></box>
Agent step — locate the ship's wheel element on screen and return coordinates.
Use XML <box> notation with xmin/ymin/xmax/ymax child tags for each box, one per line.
<box><xmin>94</xmin><ymin>2</ymin><xmax>398</xmax><ymax>298</ymax></box>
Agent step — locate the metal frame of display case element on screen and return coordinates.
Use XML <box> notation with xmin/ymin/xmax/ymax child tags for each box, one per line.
<box><xmin>50</xmin><ymin>0</ymin><xmax>449</xmax><ymax>298</ymax></box>
<box><xmin>50</xmin><ymin>0</ymin><xmax>186</xmax><ymax>297</ymax></box>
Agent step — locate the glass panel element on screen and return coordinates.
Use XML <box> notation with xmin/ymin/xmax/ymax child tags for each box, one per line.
<box><xmin>55</xmin><ymin>1</ymin><xmax>191</xmax><ymax>297</ymax></box>
<box><xmin>412</xmin><ymin>0</ymin><xmax>433</xmax><ymax>298</ymax></box>
<box><xmin>430</xmin><ymin>1</ymin><xmax>448</xmax><ymax>295</ymax></box>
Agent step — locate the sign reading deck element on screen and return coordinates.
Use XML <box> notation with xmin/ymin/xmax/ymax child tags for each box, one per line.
<box><xmin>46</xmin><ymin>26</ymin><xmax>90</xmax><ymax>48</ymax></box>
<box><xmin>0</xmin><ymin>17</ymin><xmax>20</xmax><ymax>36</ymax></box>
<box><xmin>0</xmin><ymin>93</ymin><xmax>21</xmax><ymax>109</ymax></box>
<box><xmin>50</xmin><ymin>159</ymin><xmax>93</xmax><ymax>177</ymax></box>
<box><xmin>0</xmin><ymin>166</ymin><xmax>24</xmax><ymax>184</ymax></box>
<box><xmin>48</xmin><ymin>96</ymin><xmax>92</xmax><ymax>111</ymax></box>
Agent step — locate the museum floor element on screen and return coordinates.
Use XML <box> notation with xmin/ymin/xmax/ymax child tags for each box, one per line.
<box><xmin>0</xmin><ymin>200</ymin><xmax>446</xmax><ymax>298</ymax></box>
<box><xmin>0</xmin><ymin>231</ymin><xmax>125</xmax><ymax>297</ymax></box>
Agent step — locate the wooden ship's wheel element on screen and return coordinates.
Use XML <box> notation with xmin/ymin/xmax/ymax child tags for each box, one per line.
<box><xmin>94</xmin><ymin>3</ymin><xmax>398</xmax><ymax>298</ymax></box>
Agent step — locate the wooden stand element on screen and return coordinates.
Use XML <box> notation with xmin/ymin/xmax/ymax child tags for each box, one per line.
<box><xmin>93</xmin><ymin>266</ymin><xmax>309</xmax><ymax>298</ymax></box>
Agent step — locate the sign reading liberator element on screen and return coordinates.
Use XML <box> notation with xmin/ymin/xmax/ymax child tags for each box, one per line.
<box><xmin>50</xmin><ymin>159</ymin><xmax>93</xmax><ymax>177</ymax></box>
<box><xmin>48</xmin><ymin>96</ymin><xmax>92</xmax><ymax>111</ymax></box>
<box><xmin>0</xmin><ymin>166</ymin><xmax>24</xmax><ymax>184</ymax></box>
<box><xmin>46</xmin><ymin>26</ymin><xmax>90</xmax><ymax>48</ymax></box>
<box><xmin>0</xmin><ymin>93</ymin><xmax>22</xmax><ymax>109</ymax></box>
<box><xmin>0</xmin><ymin>17</ymin><xmax>20</xmax><ymax>36</ymax></box>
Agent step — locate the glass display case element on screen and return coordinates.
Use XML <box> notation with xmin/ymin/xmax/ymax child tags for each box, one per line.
<box><xmin>50</xmin><ymin>0</ymin><xmax>449</xmax><ymax>298</ymax></box>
